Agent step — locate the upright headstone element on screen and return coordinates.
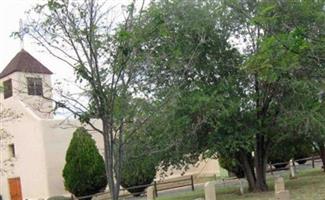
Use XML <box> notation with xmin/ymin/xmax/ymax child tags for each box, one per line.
<box><xmin>289</xmin><ymin>159</ymin><xmax>296</xmax><ymax>178</ymax></box>
<box><xmin>239</xmin><ymin>179</ymin><xmax>244</xmax><ymax>195</ymax></box>
<box><xmin>274</xmin><ymin>176</ymin><xmax>285</xmax><ymax>193</ymax></box>
<box><xmin>204</xmin><ymin>181</ymin><xmax>217</xmax><ymax>200</ymax></box>
<box><xmin>147</xmin><ymin>186</ymin><xmax>156</xmax><ymax>200</ymax></box>
<box><xmin>274</xmin><ymin>176</ymin><xmax>290</xmax><ymax>200</ymax></box>
<box><xmin>275</xmin><ymin>190</ymin><xmax>290</xmax><ymax>200</ymax></box>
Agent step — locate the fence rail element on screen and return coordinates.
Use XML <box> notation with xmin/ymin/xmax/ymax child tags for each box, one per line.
<box><xmin>78</xmin><ymin>175</ymin><xmax>195</xmax><ymax>200</ymax></box>
<box><xmin>268</xmin><ymin>155</ymin><xmax>321</xmax><ymax>173</ymax></box>
<box><xmin>154</xmin><ymin>175</ymin><xmax>194</xmax><ymax>195</ymax></box>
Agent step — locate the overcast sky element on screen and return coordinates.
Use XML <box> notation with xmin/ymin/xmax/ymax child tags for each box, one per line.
<box><xmin>0</xmin><ymin>0</ymin><xmax>135</xmax><ymax>85</ymax></box>
<box><xmin>0</xmin><ymin>0</ymin><xmax>142</xmax><ymax>118</ymax></box>
<box><xmin>0</xmin><ymin>0</ymin><xmax>76</xmax><ymax>84</ymax></box>
<box><xmin>0</xmin><ymin>0</ymin><xmax>40</xmax><ymax>71</ymax></box>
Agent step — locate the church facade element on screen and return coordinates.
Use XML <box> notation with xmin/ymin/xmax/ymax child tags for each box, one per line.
<box><xmin>0</xmin><ymin>50</ymin><xmax>221</xmax><ymax>200</ymax></box>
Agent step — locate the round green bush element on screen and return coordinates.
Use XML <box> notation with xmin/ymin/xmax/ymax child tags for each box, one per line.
<box><xmin>63</xmin><ymin>127</ymin><xmax>107</xmax><ymax>199</ymax></box>
<box><xmin>120</xmin><ymin>157</ymin><xmax>156</xmax><ymax>196</ymax></box>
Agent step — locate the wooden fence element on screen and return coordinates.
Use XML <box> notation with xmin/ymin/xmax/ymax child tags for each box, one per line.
<box><xmin>76</xmin><ymin>155</ymin><xmax>324</xmax><ymax>200</ymax></box>
<box><xmin>268</xmin><ymin>155</ymin><xmax>321</xmax><ymax>174</ymax></box>
<box><xmin>79</xmin><ymin>175</ymin><xmax>194</xmax><ymax>200</ymax></box>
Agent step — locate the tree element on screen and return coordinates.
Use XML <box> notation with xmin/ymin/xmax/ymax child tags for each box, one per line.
<box><xmin>63</xmin><ymin>127</ymin><xmax>107</xmax><ymax>199</ymax></box>
<box><xmin>243</xmin><ymin>0</ymin><xmax>325</xmax><ymax>188</ymax></box>
<box><xmin>129</xmin><ymin>0</ymin><xmax>325</xmax><ymax>192</ymax></box>
<box><xmin>24</xmin><ymin>0</ymin><xmax>152</xmax><ymax>199</ymax></box>
<box><xmin>24</xmin><ymin>0</ymin><xmax>325</xmax><ymax>195</ymax></box>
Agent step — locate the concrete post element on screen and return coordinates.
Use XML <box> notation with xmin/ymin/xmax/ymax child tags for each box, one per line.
<box><xmin>239</xmin><ymin>179</ymin><xmax>244</xmax><ymax>195</ymax></box>
<box><xmin>275</xmin><ymin>190</ymin><xmax>290</xmax><ymax>200</ymax></box>
<box><xmin>289</xmin><ymin>159</ymin><xmax>296</xmax><ymax>178</ymax></box>
<box><xmin>147</xmin><ymin>186</ymin><xmax>156</xmax><ymax>200</ymax></box>
<box><xmin>274</xmin><ymin>176</ymin><xmax>285</xmax><ymax>193</ymax></box>
<box><xmin>274</xmin><ymin>176</ymin><xmax>290</xmax><ymax>200</ymax></box>
<box><xmin>204</xmin><ymin>181</ymin><xmax>216</xmax><ymax>200</ymax></box>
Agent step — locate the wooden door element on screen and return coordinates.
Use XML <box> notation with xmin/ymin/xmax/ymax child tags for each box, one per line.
<box><xmin>8</xmin><ymin>177</ymin><xmax>22</xmax><ymax>200</ymax></box>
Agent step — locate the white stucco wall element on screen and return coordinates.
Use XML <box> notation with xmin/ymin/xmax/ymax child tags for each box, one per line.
<box><xmin>0</xmin><ymin>96</ymin><xmax>51</xmax><ymax>200</ymax></box>
<box><xmin>0</xmin><ymin>97</ymin><xmax>104</xmax><ymax>200</ymax></box>
<box><xmin>156</xmin><ymin>158</ymin><xmax>221</xmax><ymax>181</ymax></box>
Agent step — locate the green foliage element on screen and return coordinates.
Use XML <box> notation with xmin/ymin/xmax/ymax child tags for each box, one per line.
<box><xmin>120</xmin><ymin>156</ymin><xmax>156</xmax><ymax>196</ymax></box>
<box><xmin>129</xmin><ymin>0</ymin><xmax>245</xmax><ymax>168</ymax></box>
<box><xmin>63</xmin><ymin>127</ymin><xmax>107</xmax><ymax>198</ymax></box>
<box><xmin>269</xmin><ymin>137</ymin><xmax>314</xmax><ymax>165</ymax></box>
<box><xmin>119</xmin><ymin>108</ymin><xmax>159</xmax><ymax>196</ymax></box>
<box><xmin>218</xmin><ymin>155</ymin><xmax>244</xmax><ymax>178</ymax></box>
<box><xmin>27</xmin><ymin>0</ymin><xmax>325</xmax><ymax>194</ymax></box>
<box><xmin>128</xmin><ymin>0</ymin><xmax>325</xmax><ymax>191</ymax></box>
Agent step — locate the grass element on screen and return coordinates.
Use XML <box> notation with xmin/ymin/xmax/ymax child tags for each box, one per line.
<box><xmin>156</xmin><ymin>169</ymin><xmax>325</xmax><ymax>200</ymax></box>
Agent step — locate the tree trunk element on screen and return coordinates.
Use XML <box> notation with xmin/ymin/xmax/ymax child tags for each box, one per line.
<box><xmin>102</xmin><ymin>122</ymin><xmax>120</xmax><ymax>200</ymax></box>
<box><xmin>254</xmin><ymin>134</ymin><xmax>268</xmax><ymax>192</ymax></box>
<box><xmin>238</xmin><ymin>151</ymin><xmax>256</xmax><ymax>191</ymax></box>
<box><xmin>318</xmin><ymin>142</ymin><xmax>325</xmax><ymax>172</ymax></box>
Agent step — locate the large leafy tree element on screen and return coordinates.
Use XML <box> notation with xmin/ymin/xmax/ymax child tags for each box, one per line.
<box><xmin>244</xmin><ymin>0</ymin><xmax>325</xmax><ymax>188</ymax></box>
<box><xmin>130</xmin><ymin>0</ymin><xmax>325</xmax><ymax>192</ymax></box>
<box><xmin>257</xmin><ymin>0</ymin><xmax>325</xmax><ymax>172</ymax></box>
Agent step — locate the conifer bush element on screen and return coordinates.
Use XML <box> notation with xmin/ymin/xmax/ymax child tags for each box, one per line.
<box><xmin>63</xmin><ymin>127</ymin><xmax>107</xmax><ymax>199</ymax></box>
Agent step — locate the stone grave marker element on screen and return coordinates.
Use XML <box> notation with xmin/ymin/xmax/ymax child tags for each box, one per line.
<box><xmin>204</xmin><ymin>181</ymin><xmax>216</xmax><ymax>200</ymax></box>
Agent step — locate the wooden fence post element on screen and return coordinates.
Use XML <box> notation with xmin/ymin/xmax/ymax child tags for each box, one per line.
<box><xmin>191</xmin><ymin>175</ymin><xmax>195</xmax><ymax>191</ymax></box>
<box><xmin>312</xmin><ymin>155</ymin><xmax>315</xmax><ymax>168</ymax></box>
<box><xmin>154</xmin><ymin>181</ymin><xmax>158</xmax><ymax>197</ymax></box>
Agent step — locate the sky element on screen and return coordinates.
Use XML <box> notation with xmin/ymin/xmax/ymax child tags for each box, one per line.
<box><xmin>0</xmin><ymin>0</ymin><xmax>72</xmax><ymax>83</ymax></box>
<box><xmin>0</xmin><ymin>0</ymin><xmax>142</xmax><ymax>118</ymax></box>
<box><xmin>0</xmin><ymin>0</ymin><xmax>40</xmax><ymax>69</ymax></box>
<box><xmin>0</xmin><ymin>0</ymin><xmax>136</xmax><ymax>85</ymax></box>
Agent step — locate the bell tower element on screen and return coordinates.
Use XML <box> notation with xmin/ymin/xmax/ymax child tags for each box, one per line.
<box><xmin>0</xmin><ymin>49</ymin><xmax>54</xmax><ymax>119</ymax></box>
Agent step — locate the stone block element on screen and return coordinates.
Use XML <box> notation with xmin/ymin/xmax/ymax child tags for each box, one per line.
<box><xmin>204</xmin><ymin>181</ymin><xmax>216</xmax><ymax>200</ymax></box>
<box><xmin>274</xmin><ymin>176</ymin><xmax>285</xmax><ymax>193</ymax></box>
<box><xmin>289</xmin><ymin>159</ymin><xmax>296</xmax><ymax>178</ymax></box>
<box><xmin>275</xmin><ymin>190</ymin><xmax>290</xmax><ymax>200</ymax></box>
<box><xmin>147</xmin><ymin>186</ymin><xmax>156</xmax><ymax>200</ymax></box>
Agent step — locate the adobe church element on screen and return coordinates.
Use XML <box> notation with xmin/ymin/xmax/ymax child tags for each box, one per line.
<box><xmin>0</xmin><ymin>50</ymin><xmax>221</xmax><ymax>200</ymax></box>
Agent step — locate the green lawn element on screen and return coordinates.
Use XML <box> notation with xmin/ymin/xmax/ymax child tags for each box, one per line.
<box><xmin>157</xmin><ymin>169</ymin><xmax>325</xmax><ymax>200</ymax></box>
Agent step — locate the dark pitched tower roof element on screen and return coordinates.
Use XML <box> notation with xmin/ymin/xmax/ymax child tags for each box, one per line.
<box><xmin>0</xmin><ymin>49</ymin><xmax>53</xmax><ymax>78</ymax></box>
